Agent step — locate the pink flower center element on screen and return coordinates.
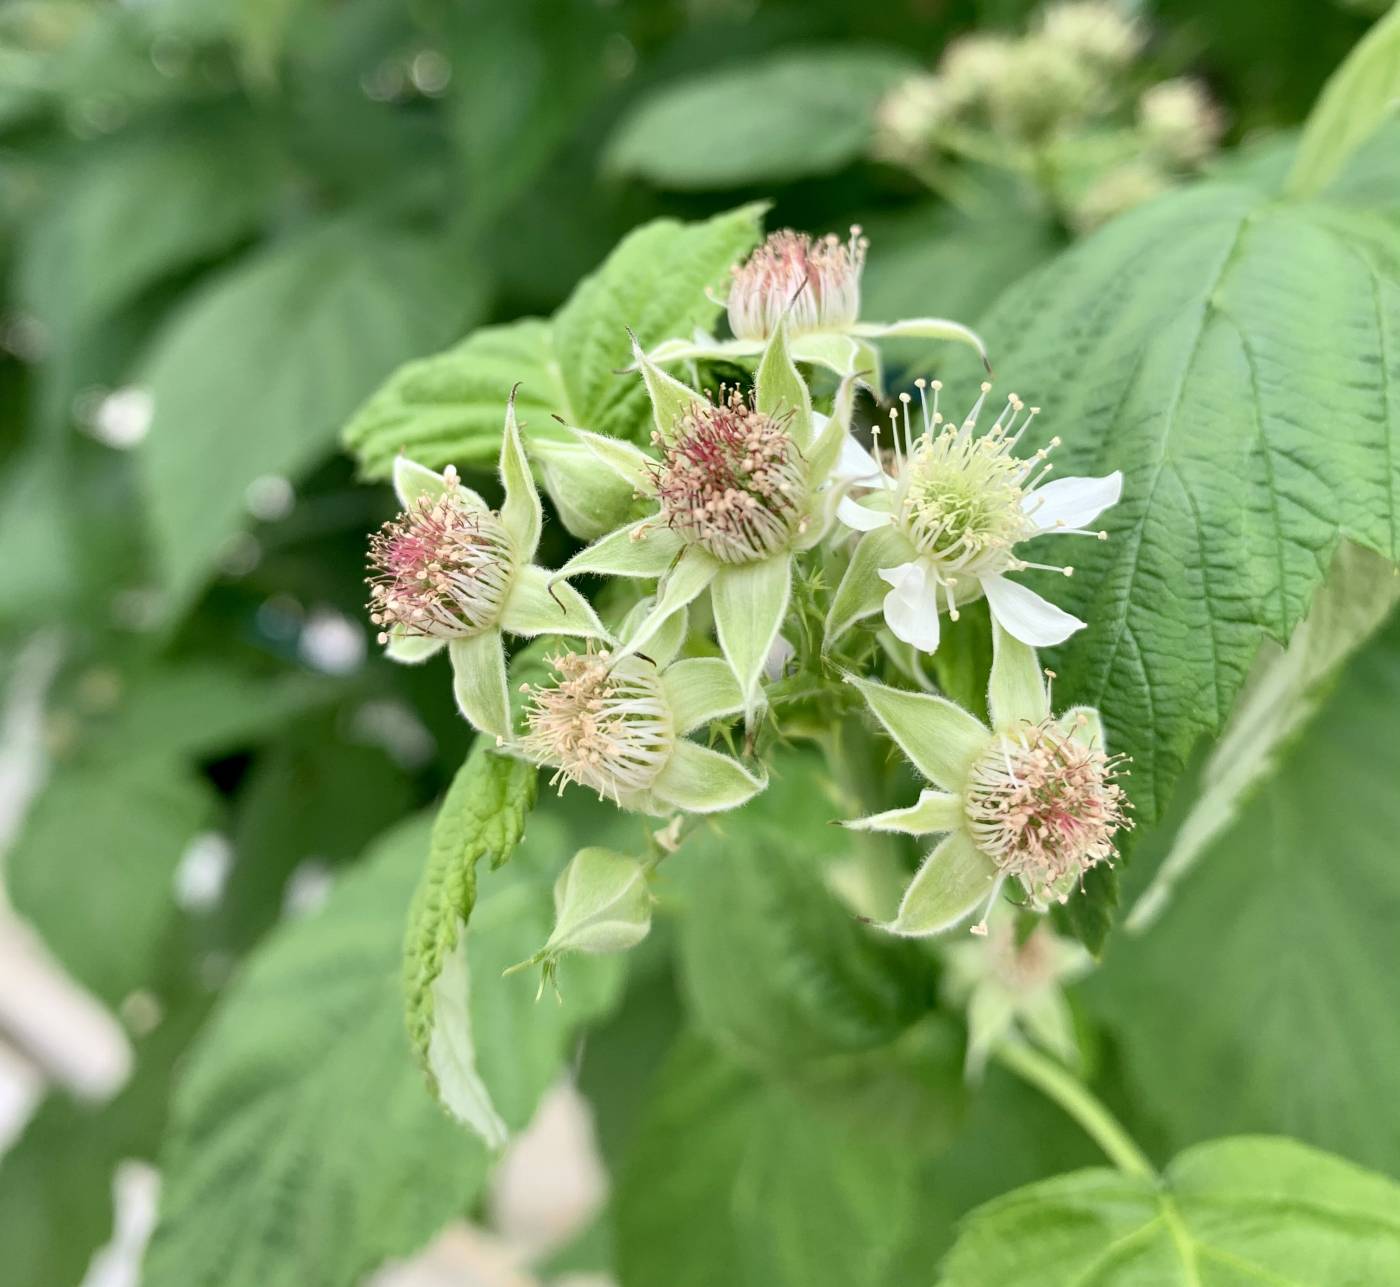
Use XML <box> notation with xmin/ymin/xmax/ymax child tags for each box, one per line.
<box><xmin>366</xmin><ymin>474</ymin><xmax>514</xmax><ymax>641</ymax></box>
<box><xmin>964</xmin><ymin>716</ymin><xmax>1130</xmax><ymax>902</ymax></box>
<box><xmin>727</xmin><ymin>227</ymin><xmax>867</xmax><ymax>341</ymax></box>
<box><xmin>653</xmin><ymin>390</ymin><xmax>805</xmax><ymax>564</ymax></box>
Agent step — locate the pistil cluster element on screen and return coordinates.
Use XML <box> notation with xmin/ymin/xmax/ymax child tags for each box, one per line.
<box><xmin>367</xmin><ymin>468</ymin><xmax>514</xmax><ymax>641</ymax></box>
<box><xmin>653</xmin><ymin>390</ymin><xmax>805</xmax><ymax>564</ymax></box>
<box><xmin>964</xmin><ymin>715</ymin><xmax>1130</xmax><ymax>902</ymax></box>
<box><xmin>520</xmin><ymin>649</ymin><xmax>673</xmax><ymax>801</ymax></box>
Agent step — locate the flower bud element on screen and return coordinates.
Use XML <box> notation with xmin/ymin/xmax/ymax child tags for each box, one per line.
<box><xmin>546</xmin><ymin>847</ymin><xmax>654</xmax><ymax>957</ymax></box>
<box><xmin>366</xmin><ymin>468</ymin><xmax>514</xmax><ymax>642</ymax></box>
<box><xmin>507</xmin><ymin>847</ymin><xmax>654</xmax><ymax>996</ymax></box>
<box><xmin>654</xmin><ymin>389</ymin><xmax>805</xmax><ymax>564</ymax></box>
<box><xmin>1138</xmin><ymin>78</ymin><xmax>1224</xmax><ymax>167</ymax></box>
<box><xmin>873</xmin><ymin>75</ymin><xmax>950</xmax><ymax>163</ymax></box>
<box><xmin>726</xmin><ymin>227</ymin><xmax>867</xmax><ymax>341</ymax></box>
<box><xmin>1038</xmin><ymin>1</ymin><xmax>1141</xmax><ymax>69</ymax></box>
<box><xmin>530</xmin><ymin>436</ymin><xmax>647</xmax><ymax>540</ymax></box>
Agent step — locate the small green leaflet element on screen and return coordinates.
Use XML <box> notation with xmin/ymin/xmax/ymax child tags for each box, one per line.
<box><xmin>404</xmin><ymin>745</ymin><xmax>537</xmax><ymax>1146</ymax></box>
<box><xmin>342</xmin><ymin>204</ymin><xmax>764</xmax><ymax>478</ymax></box>
<box><xmin>936</xmin><ymin>1136</ymin><xmax>1400</xmax><ymax>1285</ymax></box>
<box><xmin>1288</xmin><ymin>0</ymin><xmax>1400</xmax><ymax>197</ymax></box>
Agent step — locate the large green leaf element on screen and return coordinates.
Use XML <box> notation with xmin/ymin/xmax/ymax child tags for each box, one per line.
<box><xmin>142</xmin><ymin>816</ymin><xmax>489</xmax><ymax>1287</ymax></box>
<box><xmin>17</xmin><ymin>104</ymin><xmax>280</xmax><ymax>340</ymax></box>
<box><xmin>1084</xmin><ymin>615</ymin><xmax>1400</xmax><ymax>1176</ymax></box>
<box><xmin>614</xmin><ymin>1031</ymin><xmax>927</xmax><ymax>1287</ymax></box>
<box><xmin>604</xmin><ymin>48</ymin><xmax>915</xmax><ymax>190</ymax></box>
<box><xmin>673</xmin><ymin>754</ymin><xmax>960</xmax><ymax>1140</ymax></box>
<box><xmin>952</xmin><ymin>180</ymin><xmax>1400</xmax><ymax>839</ymax></box>
<box><xmin>138</xmin><ymin>215</ymin><xmax>482</xmax><ymax>611</ymax></box>
<box><xmin>1288</xmin><ymin>0</ymin><xmax>1400</xmax><ymax>197</ymax></box>
<box><xmin>5</xmin><ymin>759</ymin><xmax>215</xmax><ymax>1005</ymax></box>
<box><xmin>1127</xmin><ymin>541</ymin><xmax>1398</xmax><ymax>930</ymax></box>
<box><xmin>342</xmin><ymin>205</ymin><xmax>763</xmax><ymax>478</ymax></box>
<box><xmin>936</xmin><ymin>1136</ymin><xmax>1400</xmax><ymax>1285</ymax></box>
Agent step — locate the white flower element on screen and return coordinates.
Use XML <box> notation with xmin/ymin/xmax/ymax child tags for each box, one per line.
<box><xmin>365</xmin><ymin>395</ymin><xmax>608</xmax><ymax>739</ymax></box>
<box><xmin>844</xmin><ymin>622</ymin><xmax>1132</xmax><ymax>937</ymax></box>
<box><xmin>827</xmin><ymin>380</ymin><xmax>1122</xmax><ymax>654</ymax></box>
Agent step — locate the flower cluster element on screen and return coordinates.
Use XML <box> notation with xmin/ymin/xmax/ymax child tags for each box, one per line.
<box><xmin>363</xmin><ymin>219</ymin><xmax>1132</xmax><ymax>999</ymax></box>
<box><xmin>873</xmin><ymin>1</ymin><xmax>1224</xmax><ymax>231</ymax></box>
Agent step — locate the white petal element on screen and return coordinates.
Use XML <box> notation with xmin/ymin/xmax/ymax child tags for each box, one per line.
<box><xmin>980</xmin><ymin>574</ymin><xmax>1084</xmax><ymax>647</ymax></box>
<box><xmin>834</xmin><ymin>429</ymin><xmax>885</xmax><ymax>484</ymax></box>
<box><xmin>1023</xmin><ymin>472</ymin><xmax>1122</xmax><ymax>533</ymax></box>
<box><xmin>879</xmin><ymin>561</ymin><xmax>941</xmax><ymax>653</ymax></box>
<box><xmin>837</xmin><ymin>496</ymin><xmax>894</xmax><ymax>532</ymax></box>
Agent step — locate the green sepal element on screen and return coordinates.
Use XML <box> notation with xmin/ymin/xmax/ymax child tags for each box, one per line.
<box><xmin>650</xmin><ymin>740</ymin><xmax>766</xmax><ymax>814</ymax></box>
<box><xmin>500</xmin><ymin>565</ymin><xmax>608</xmax><ymax>640</ymax></box>
<box><xmin>754</xmin><ymin>318</ymin><xmax>813</xmax><ymax>448</ymax></box>
<box><xmin>825</xmin><ymin>525</ymin><xmax>917</xmax><ymax>646</ymax></box>
<box><xmin>883</xmin><ymin>830</ymin><xmax>1001</xmax><ymax>938</ymax></box>
<box><xmin>498</xmin><ymin>392</ymin><xmax>542</xmax><ymax>560</ymax></box>
<box><xmin>711</xmin><ymin>555</ymin><xmax>791</xmax><ymax>717</ymax></box>
<box><xmin>632</xmin><ymin>332</ymin><xmax>703</xmax><ymax>442</ymax></box>
<box><xmin>556</xmin><ymin>518</ymin><xmax>684</xmax><ymax>582</ymax></box>
<box><xmin>449</xmin><ymin>632</ymin><xmax>511</xmax><ymax>739</ymax></box>
<box><xmin>987</xmin><ymin>618</ymin><xmax>1049</xmax><ymax>731</ymax></box>
<box><xmin>661</xmin><ymin>656</ymin><xmax>745</xmax><ymax>734</ymax></box>
<box><xmin>847</xmin><ymin>674</ymin><xmax>991</xmax><ymax>793</ymax></box>
<box><xmin>844</xmin><ymin>789</ymin><xmax>962</xmax><ymax>837</ymax></box>
<box><xmin>530</xmin><ymin>436</ymin><xmax>647</xmax><ymax>540</ymax></box>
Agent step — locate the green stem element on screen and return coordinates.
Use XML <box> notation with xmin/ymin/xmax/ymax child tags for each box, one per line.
<box><xmin>993</xmin><ymin>1040</ymin><xmax>1156</xmax><ymax>1180</ymax></box>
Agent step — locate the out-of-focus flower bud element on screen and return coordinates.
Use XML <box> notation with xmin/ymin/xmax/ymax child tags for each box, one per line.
<box><xmin>1139</xmin><ymin>78</ymin><xmax>1225</xmax><ymax>167</ymax></box>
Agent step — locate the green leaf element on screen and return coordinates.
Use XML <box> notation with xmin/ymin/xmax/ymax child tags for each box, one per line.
<box><xmin>604</xmin><ymin>48</ymin><xmax>916</xmax><ymax>190</ymax></box>
<box><xmin>936</xmin><ymin>1136</ymin><xmax>1400</xmax><ymax>1285</ymax></box>
<box><xmin>17</xmin><ymin>104</ymin><xmax>279</xmax><ymax>341</ymax></box>
<box><xmin>343</xmin><ymin>318</ymin><xmax>565</xmax><ymax>479</ymax></box>
<box><xmin>1288</xmin><ymin>1</ymin><xmax>1400</xmax><ymax>197</ymax></box>
<box><xmin>403</xmin><ymin>745</ymin><xmax>536</xmax><ymax>1142</ymax></box>
<box><xmin>950</xmin><ymin>181</ymin><xmax>1400</xmax><ymax>836</ymax></box>
<box><xmin>6</xmin><ymin>760</ymin><xmax>215</xmax><ymax>1005</ymax></box>
<box><xmin>343</xmin><ymin>206</ymin><xmax>762</xmax><ymax>480</ymax></box>
<box><xmin>614</xmin><ymin>1032</ymin><xmax>928</xmax><ymax>1287</ymax></box>
<box><xmin>139</xmin><ymin>215</ymin><xmax>482</xmax><ymax>611</ymax></box>
<box><xmin>1127</xmin><ymin>541</ymin><xmax>1400</xmax><ymax>930</ymax></box>
<box><xmin>672</xmin><ymin>755</ymin><xmax>960</xmax><ymax>1139</ymax></box>
<box><xmin>1084</xmin><ymin>614</ymin><xmax>1400</xmax><ymax>1176</ymax></box>
<box><xmin>553</xmin><ymin>204</ymin><xmax>764</xmax><ymax>444</ymax></box>
<box><xmin>403</xmin><ymin>748</ymin><xmax>626</xmax><ymax>1146</ymax></box>
<box><xmin>141</xmin><ymin>817</ymin><xmax>489</xmax><ymax>1287</ymax></box>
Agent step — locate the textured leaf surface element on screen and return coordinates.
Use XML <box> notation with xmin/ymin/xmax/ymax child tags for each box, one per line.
<box><xmin>343</xmin><ymin>206</ymin><xmax>762</xmax><ymax>478</ymax></box>
<box><xmin>673</xmin><ymin>754</ymin><xmax>961</xmax><ymax>1140</ymax></box>
<box><xmin>342</xmin><ymin>319</ymin><xmax>562</xmax><ymax>477</ymax></box>
<box><xmin>139</xmin><ymin>216</ymin><xmax>481</xmax><ymax>609</ymax></box>
<box><xmin>142</xmin><ymin>816</ymin><xmax>488</xmax><ymax>1287</ymax></box>
<box><xmin>1289</xmin><ymin>1</ymin><xmax>1400</xmax><ymax>196</ymax></box>
<box><xmin>953</xmin><ymin>181</ymin><xmax>1400</xmax><ymax>836</ymax></box>
<box><xmin>936</xmin><ymin>1136</ymin><xmax>1400</xmax><ymax>1285</ymax></box>
<box><xmin>615</xmin><ymin>1032</ymin><xmax>926</xmax><ymax>1287</ymax></box>
<box><xmin>403</xmin><ymin>746</ymin><xmax>535</xmax><ymax>1138</ymax></box>
<box><xmin>1085</xmin><ymin>615</ymin><xmax>1400</xmax><ymax>1176</ymax></box>
<box><xmin>605</xmin><ymin>49</ymin><xmax>914</xmax><ymax>189</ymax></box>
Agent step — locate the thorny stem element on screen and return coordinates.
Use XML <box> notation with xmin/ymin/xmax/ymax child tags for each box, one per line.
<box><xmin>992</xmin><ymin>1039</ymin><xmax>1156</xmax><ymax>1180</ymax></box>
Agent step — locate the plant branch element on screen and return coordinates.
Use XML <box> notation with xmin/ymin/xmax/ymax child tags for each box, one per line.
<box><xmin>992</xmin><ymin>1039</ymin><xmax>1156</xmax><ymax>1180</ymax></box>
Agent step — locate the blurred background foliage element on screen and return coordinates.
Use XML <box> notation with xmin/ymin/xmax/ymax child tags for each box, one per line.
<box><xmin>0</xmin><ymin>1</ymin><xmax>1395</xmax><ymax>1285</ymax></box>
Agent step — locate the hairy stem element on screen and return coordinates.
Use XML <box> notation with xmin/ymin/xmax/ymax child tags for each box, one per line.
<box><xmin>993</xmin><ymin>1039</ymin><xmax>1156</xmax><ymax>1180</ymax></box>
